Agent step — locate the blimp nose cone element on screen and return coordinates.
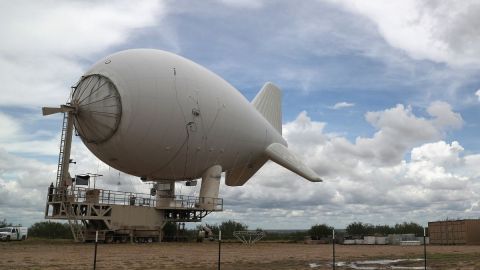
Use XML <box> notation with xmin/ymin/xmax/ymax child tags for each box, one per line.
<box><xmin>71</xmin><ymin>74</ymin><xmax>122</xmax><ymax>144</ymax></box>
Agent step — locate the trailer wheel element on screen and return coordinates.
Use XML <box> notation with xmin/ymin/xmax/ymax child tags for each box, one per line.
<box><xmin>120</xmin><ymin>235</ymin><xmax>128</xmax><ymax>243</ymax></box>
<box><xmin>21</xmin><ymin>236</ymin><xmax>26</xmax><ymax>241</ymax></box>
<box><xmin>105</xmin><ymin>233</ymin><xmax>113</xmax><ymax>244</ymax></box>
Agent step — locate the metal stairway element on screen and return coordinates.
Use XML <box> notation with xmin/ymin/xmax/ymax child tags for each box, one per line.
<box><xmin>65</xmin><ymin>202</ymin><xmax>85</xmax><ymax>242</ymax></box>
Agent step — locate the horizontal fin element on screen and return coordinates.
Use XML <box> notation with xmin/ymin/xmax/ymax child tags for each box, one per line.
<box><xmin>265</xmin><ymin>143</ymin><xmax>322</xmax><ymax>182</ymax></box>
<box><xmin>42</xmin><ymin>105</ymin><xmax>76</xmax><ymax>116</ymax></box>
<box><xmin>252</xmin><ymin>82</ymin><xmax>282</xmax><ymax>134</ymax></box>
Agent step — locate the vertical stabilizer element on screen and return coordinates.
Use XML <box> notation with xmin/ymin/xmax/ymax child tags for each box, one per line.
<box><xmin>252</xmin><ymin>82</ymin><xmax>282</xmax><ymax>134</ymax></box>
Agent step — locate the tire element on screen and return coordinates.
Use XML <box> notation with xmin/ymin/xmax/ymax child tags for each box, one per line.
<box><xmin>105</xmin><ymin>233</ymin><xmax>113</xmax><ymax>244</ymax></box>
<box><xmin>6</xmin><ymin>236</ymin><xmax>10</xmax><ymax>242</ymax></box>
<box><xmin>21</xmin><ymin>236</ymin><xmax>26</xmax><ymax>241</ymax></box>
<box><xmin>120</xmin><ymin>235</ymin><xmax>128</xmax><ymax>243</ymax></box>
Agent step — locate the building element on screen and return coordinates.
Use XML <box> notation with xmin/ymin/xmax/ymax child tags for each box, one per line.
<box><xmin>428</xmin><ymin>219</ymin><xmax>480</xmax><ymax>245</ymax></box>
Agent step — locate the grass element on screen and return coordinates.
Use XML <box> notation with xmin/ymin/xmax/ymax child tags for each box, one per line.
<box><xmin>427</xmin><ymin>252</ymin><xmax>480</xmax><ymax>261</ymax></box>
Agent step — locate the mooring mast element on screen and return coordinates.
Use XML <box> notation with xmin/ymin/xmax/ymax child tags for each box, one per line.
<box><xmin>43</xmin><ymin>99</ymin><xmax>222</xmax><ymax>242</ymax></box>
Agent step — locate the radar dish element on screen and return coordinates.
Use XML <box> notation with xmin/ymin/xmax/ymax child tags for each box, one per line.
<box><xmin>72</xmin><ymin>74</ymin><xmax>122</xmax><ymax>144</ymax></box>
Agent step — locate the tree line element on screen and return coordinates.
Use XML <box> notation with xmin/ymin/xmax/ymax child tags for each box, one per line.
<box><xmin>1</xmin><ymin>218</ymin><xmax>73</xmax><ymax>239</ymax></box>
<box><xmin>165</xmin><ymin>221</ymin><xmax>425</xmax><ymax>241</ymax></box>
<box><xmin>309</xmin><ymin>222</ymin><xmax>424</xmax><ymax>239</ymax></box>
<box><xmin>1</xmin><ymin>218</ymin><xmax>425</xmax><ymax>240</ymax></box>
<box><xmin>0</xmin><ymin>219</ymin><xmax>12</xmax><ymax>228</ymax></box>
<box><xmin>345</xmin><ymin>222</ymin><xmax>424</xmax><ymax>237</ymax></box>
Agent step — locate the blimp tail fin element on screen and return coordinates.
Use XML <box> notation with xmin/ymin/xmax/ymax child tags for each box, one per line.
<box><xmin>252</xmin><ymin>82</ymin><xmax>282</xmax><ymax>134</ymax></box>
<box><xmin>265</xmin><ymin>143</ymin><xmax>323</xmax><ymax>182</ymax></box>
<box><xmin>225</xmin><ymin>143</ymin><xmax>322</xmax><ymax>186</ymax></box>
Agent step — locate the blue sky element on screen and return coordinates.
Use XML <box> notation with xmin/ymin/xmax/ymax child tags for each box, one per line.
<box><xmin>1</xmin><ymin>0</ymin><xmax>479</xmax><ymax>229</ymax></box>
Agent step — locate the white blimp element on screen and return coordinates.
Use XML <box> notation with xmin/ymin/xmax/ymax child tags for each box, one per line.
<box><xmin>44</xmin><ymin>49</ymin><xmax>321</xmax><ymax>203</ymax></box>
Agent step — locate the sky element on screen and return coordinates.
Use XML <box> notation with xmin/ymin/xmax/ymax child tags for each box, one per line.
<box><xmin>1</xmin><ymin>0</ymin><xmax>479</xmax><ymax>229</ymax></box>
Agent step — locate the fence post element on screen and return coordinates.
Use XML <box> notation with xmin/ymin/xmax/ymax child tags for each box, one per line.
<box><xmin>93</xmin><ymin>230</ymin><xmax>98</xmax><ymax>270</ymax></box>
<box><xmin>423</xmin><ymin>227</ymin><xmax>427</xmax><ymax>270</ymax></box>
<box><xmin>332</xmin><ymin>229</ymin><xmax>336</xmax><ymax>270</ymax></box>
<box><xmin>218</xmin><ymin>230</ymin><xmax>222</xmax><ymax>270</ymax></box>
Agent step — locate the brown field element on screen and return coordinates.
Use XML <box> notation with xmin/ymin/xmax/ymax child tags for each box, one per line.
<box><xmin>0</xmin><ymin>240</ymin><xmax>479</xmax><ymax>270</ymax></box>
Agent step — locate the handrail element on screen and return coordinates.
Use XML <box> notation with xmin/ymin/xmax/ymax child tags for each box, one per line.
<box><xmin>48</xmin><ymin>187</ymin><xmax>223</xmax><ymax>211</ymax></box>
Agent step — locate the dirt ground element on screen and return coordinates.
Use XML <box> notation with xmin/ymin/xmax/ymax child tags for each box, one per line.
<box><xmin>0</xmin><ymin>240</ymin><xmax>479</xmax><ymax>270</ymax></box>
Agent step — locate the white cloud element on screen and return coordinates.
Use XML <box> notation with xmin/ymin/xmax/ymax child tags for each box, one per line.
<box><xmin>1</xmin><ymin>1</ymin><xmax>163</xmax><ymax>55</ymax></box>
<box><xmin>283</xmin><ymin>111</ymin><xmax>328</xmax><ymax>156</ymax></box>
<box><xmin>0</xmin><ymin>112</ymin><xmax>61</xmax><ymax>156</ymax></box>
<box><xmin>0</xmin><ymin>112</ymin><xmax>21</xmax><ymax>142</ymax></box>
<box><xmin>331</xmin><ymin>101</ymin><xmax>355</xmax><ymax>109</ymax></box>
<box><xmin>331</xmin><ymin>0</ymin><xmax>480</xmax><ymax>67</ymax></box>
<box><xmin>349</xmin><ymin>104</ymin><xmax>442</xmax><ymax>165</ymax></box>
<box><xmin>0</xmin><ymin>0</ymin><xmax>164</xmax><ymax>107</ymax></box>
<box><xmin>0</xmin><ymin>148</ymin><xmax>56</xmax><ymax>226</ymax></box>
<box><xmin>476</xmin><ymin>89</ymin><xmax>480</xmax><ymax>101</ymax></box>
<box><xmin>427</xmin><ymin>101</ymin><xmax>464</xmax><ymax>129</ymax></box>
<box><xmin>217</xmin><ymin>0</ymin><xmax>264</xmax><ymax>9</ymax></box>
<box><xmin>215</xmin><ymin>102</ymin><xmax>478</xmax><ymax>228</ymax></box>
<box><xmin>407</xmin><ymin>141</ymin><xmax>468</xmax><ymax>191</ymax></box>
<box><xmin>164</xmin><ymin>1</ymin><xmax>480</xmax><ymax>103</ymax></box>
<box><xmin>411</xmin><ymin>141</ymin><xmax>464</xmax><ymax>166</ymax></box>
<box><xmin>321</xmin><ymin>101</ymin><xmax>463</xmax><ymax>169</ymax></box>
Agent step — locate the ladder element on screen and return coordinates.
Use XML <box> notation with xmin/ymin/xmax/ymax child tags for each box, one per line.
<box><xmin>55</xmin><ymin>113</ymin><xmax>69</xmax><ymax>188</ymax></box>
<box><xmin>56</xmin><ymin>111</ymin><xmax>83</xmax><ymax>241</ymax></box>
